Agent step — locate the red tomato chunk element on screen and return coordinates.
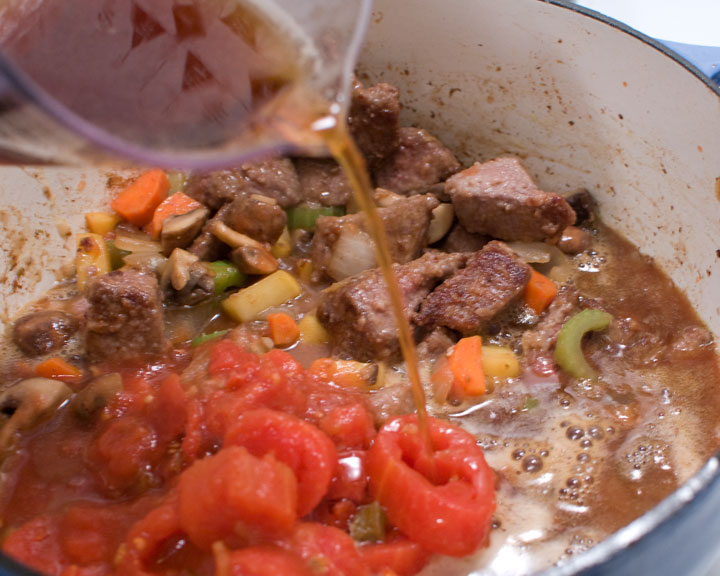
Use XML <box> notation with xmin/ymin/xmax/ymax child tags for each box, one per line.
<box><xmin>0</xmin><ymin>340</ymin><xmax>496</xmax><ymax>576</ymax></box>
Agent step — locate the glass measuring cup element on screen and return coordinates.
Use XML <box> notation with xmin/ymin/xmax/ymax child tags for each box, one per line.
<box><xmin>0</xmin><ymin>0</ymin><xmax>372</xmax><ymax>168</ymax></box>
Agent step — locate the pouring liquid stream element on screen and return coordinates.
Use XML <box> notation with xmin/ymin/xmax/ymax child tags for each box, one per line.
<box><xmin>323</xmin><ymin>121</ymin><xmax>434</xmax><ymax>459</ymax></box>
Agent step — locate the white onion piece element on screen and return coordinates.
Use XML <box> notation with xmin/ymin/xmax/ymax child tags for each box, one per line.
<box><xmin>123</xmin><ymin>251</ymin><xmax>167</xmax><ymax>272</ymax></box>
<box><xmin>327</xmin><ymin>228</ymin><xmax>377</xmax><ymax>281</ymax></box>
<box><xmin>114</xmin><ymin>230</ymin><xmax>162</xmax><ymax>253</ymax></box>
<box><xmin>507</xmin><ymin>241</ymin><xmax>553</xmax><ymax>263</ymax></box>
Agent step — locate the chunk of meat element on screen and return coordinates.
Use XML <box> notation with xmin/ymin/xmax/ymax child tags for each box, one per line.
<box><xmin>223</xmin><ymin>194</ymin><xmax>287</xmax><ymax>245</ymax></box>
<box><xmin>374</xmin><ymin>127</ymin><xmax>461</xmax><ymax>195</ymax></box>
<box><xmin>317</xmin><ymin>252</ymin><xmax>467</xmax><ymax>361</ymax></box>
<box><xmin>85</xmin><ymin>268</ymin><xmax>168</xmax><ymax>361</ymax></box>
<box><xmin>521</xmin><ymin>283</ymin><xmax>579</xmax><ymax>364</ymax></box>
<box><xmin>446</xmin><ymin>158</ymin><xmax>576</xmax><ymax>241</ymax></box>
<box><xmin>417</xmin><ymin>327</ymin><xmax>456</xmax><ymax>361</ymax></box>
<box><xmin>440</xmin><ymin>223</ymin><xmax>489</xmax><ymax>253</ymax></box>
<box><xmin>312</xmin><ymin>194</ymin><xmax>440</xmax><ymax>282</ymax></box>
<box><xmin>12</xmin><ymin>310</ymin><xmax>79</xmax><ymax>357</ymax></box>
<box><xmin>348</xmin><ymin>81</ymin><xmax>400</xmax><ymax>169</ymax></box>
<box><xmin>416</xmin><ymin>241</ymin><xmax>531</xmax><ymax>334</ymax></box>
<box><xmin>294</xmin><ymin>158</ymin><xmax>353</xmax><ymax>207</ymax></box>
<box><xmin>185</xmin><ymin>159</ymin><xmax>301</xmax><ymax>211</ymax></box>
<box><xmin>566</xmin><ymin>189</ymin><xmax>596</xmax><ymax>225</ymax></box>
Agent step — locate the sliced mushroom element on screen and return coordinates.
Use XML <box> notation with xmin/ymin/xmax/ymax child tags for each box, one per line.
<box><xmin>71</xmin><ymin>372</ymin><xmax>123</xmax><ymax>420</ymax></box>
<box><xmin>427</xmin><ymin>203</ymin><xmax>455</xmax><ymax>244</ymax></box>
<box><xmin>230</xmin><ymin>245</ymin><xmax>279</xmax><ymax>276</ymax></box>
<box><xmin>0</xmin><ymin>378</ymin><xmax>72</xmax><ymax>450</ymax></box>
<box><xmin>161</xmin><ymin>207</ymin><xmax>210</xmax><ymax>256</ymax></box>
<box><xmin>209</xmin><ymin>220</ymin><xmax>266</xmax><ymax>251</ymax></box>
<box><xmin>161</xmin><ymin>248</ymin><xmax>215</xmax><ymax>305</ymax></box>
<box><xmin>162</xmin><ymin>248</ymin><xmax>200</xmax><ymax>291</ymax></box>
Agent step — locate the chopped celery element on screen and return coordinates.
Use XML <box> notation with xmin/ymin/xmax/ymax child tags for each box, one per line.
<box><xmin>191</xmin><ymin>330</ymin><xmax>229</xmax><ymax>348</ymax></box>
<box><xmin>554</xmin><ymin>309</ymin><xmax>613</xmax><ymax>379</ymax></box>
<box><xmin>206</xmin><ymin>261</ymin><xmax>246</xmax><ymax>294</ymax></box>
<box><xmin>349</xmin><ymin>501</ymin><xmax>387</xmax><ymax>543</ymax></box>
<box><xmin>286</xmin><ymin>205</ymin><xmax>345</xmax><ymax>230</ymax></box>
<box><xmin>105</xmin><ymin>239</ymin><xmax>130</xmax><ymax>270</ymax></box>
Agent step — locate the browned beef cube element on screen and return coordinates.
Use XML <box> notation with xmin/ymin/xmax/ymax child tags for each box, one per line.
<box><xmin>185</xmin><ymin>158</ymin><xmax>301</xmax><ymax>211</ymax></box>
<box><xmin>317</xmin><ymin>251</ymin><xmax>467</xmax><ymax>361</ymax></box>
<box><xmin>447</xmin><ymin>158</ymin><xmax>576</xmax><ymax>241</ymax></box>
<box><xmin>348</xmin><ymin>82</ymin><xmax>400</xmax><ymax>168</ymax></box>
<box><xmin>415</xmin><ymin>241</ymin><xmax>531</xmax><ymax>334</ymax></box>
<box><xmin>85</xmin><ymin>268</ymin><xmax>168</xmax><ymax>361</ymax></box>
<box><xmin>294</xmin><ymin>158</ymin><xmax>353</xmax><ymax>206</ymax></box>
<box><xmin>374</xmin><ymin>127</ymin><xmax>461</xmax><ymax>195</ymax></box>
<box><xmin>223</xmin><ymin>194</ymin><xmax>286</xmax><ymax>245</ymax></box>
<box><xmin>240</xmin><ymin>159</ymin><xmax>302</xmax><ymax>208</ymax></box>
<box><xmin>311</xmin><ymin>194</ymin><xmax>439</xmax><ymax>282</ymax></box>
<box><xmin>521</xmin><ymin>284</ymin><xmax>579</xmax><ymax>365</ymax></box>
<box><xmin>440</xmin><ymin>223</ymin><xmax>489</xmax><ymax>253</ymax></box>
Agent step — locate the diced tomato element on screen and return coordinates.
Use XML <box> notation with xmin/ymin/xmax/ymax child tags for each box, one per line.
<box><xmin>359</xmin><ymin>538</ymin><xmax>431</xmax><ymax>576</ymax></box>
<box><xmin>310</xmin><ymin>499</ymin><xmax>357</xmax><ymax>531</ymax></box>
<box><xmin>145</xmin><ymin>374</ymin><xmax>187</xmax><ymax>444</ymax></box>
<box><xmin>327</xmin><ymin>451</ymin><xmax>369</xmax><ymax>503</ymax></box>
<box><xmin>59</xmin><ymin>504</ymin><xmax>129</xmax><ymax>565</ymax></box>
<box><xmin>208</xmin><ymin>340</ymin><xmax>258</xmax><ymax>377</ymax></box>
<box><xmin>222</xmin><ymin>546</ymin><xmax>311</xmax><ymax>576</ymax></box>
<box><xmin>366</xmin><ymin>415</ymin><xmax>496</xmax><ymax>557</ymax></box>
<box><xmin>118</xmin><ymin>496</ymin><xmax>184</xmax><ymax>576</ymax></box>
<box><xmin>3</xmin><ymin>516</ymin><xmax>66</xmax><ymax>576</ymax></box>
<box><xmin>319</xmin><ymin>403</ymin><xmax>376</xmax><ymax>450</ymax></box>
<box><xmin>288</xmin><ymin>523</ymin><xmax>369</xmax><ymax>576</ymax></box>
<box><xmin>61</xmin><ymin>564</ymin><xmax>112</xmax><ymax>576</ymax></box>
<box><xmin>181</xmin><ymin>397</ymin><xmax>211</xmax><ymax>462</ymax></box>
<box><xmin>224</xmin><ymin>409</ymin><xmax>337</xmax><ymax>517</ymax></box>
<box><xmin>177</xmin><ymin>446</ymin><xmax>298</xmax><ymax>549</ymax></box>
<box><xmin>91</xmin><ymin>416</ymin><xmax>160</xmax><ymax>492</ymax></box>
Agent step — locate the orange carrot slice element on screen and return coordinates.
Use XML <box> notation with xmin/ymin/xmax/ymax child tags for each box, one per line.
<box><xmin>36</xmin><ymin>357</ymin><xmax>83</xmax><ymax>381</ymax></box>
<box><xmin>524</xmin><ymin>269</ymin><xmax>558</xmax><ymax>314</ymax></box>
<box><xmin>144</xmin><ymin>191</ymin><xmax>202</xmax><ymax>239</ymax></box>
<box><xmin>447</xmin><ymin>336</ymin><xmax>486</xmax><ymax>396</ymax></box>
<box><xmin>267</xmin><ymin>312</ymin><xmax>300</xmax><ymax>347</ymax></box>
<box><xmin>110</xmin><ymin>169</ymin><xmax>170</xmax><ymax>227</ymax></box>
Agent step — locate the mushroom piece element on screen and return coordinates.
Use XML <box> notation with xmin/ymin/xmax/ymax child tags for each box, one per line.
<box><xmin>71</xmin><ymin>372</ymin><xmax>123</xmax><ymax>420</ymax></box>
<box><xmin>427</xmin><ymin>203</ymin><xmax>455</xmax><ymax>244</ymax></box>
<box><xmin>161</xmin><ymin>207</ymin><xmax>210</xmax><ymax>256</ymax></box>
<box><xmin>0</xmin><ymin>378</ymin><xmax>72</xmax><ymax>450</ymax></box>
<box><xmin>210</xmin><ymin>220</ymin><xmax>279</xmax><ymax>275</ymax></box>
<box><xmin>230</xmin><ymin>245</ymin><xmax>279</xmax><ymax>276</ymax></box>
<box><xmin>161</xmin><ymin>248</ymin><xmax>215</xmax><ymax>305</ymax></box>
<box><xmin>12</xmin><ymin>310</ymin><xmax>80</xmax><ymax>357</ymax></box>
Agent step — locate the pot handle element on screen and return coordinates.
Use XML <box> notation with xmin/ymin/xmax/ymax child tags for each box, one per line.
<box><xmin>658</xmin><ymin>39</ymin><xmax>720</xmax><ymax>84</ymax></box>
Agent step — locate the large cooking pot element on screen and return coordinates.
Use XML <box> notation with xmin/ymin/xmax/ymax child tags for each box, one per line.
<box><xmin>0</xmin><ymin>1</ymin><xmax>719</xmax><ymax>575</ymax></box>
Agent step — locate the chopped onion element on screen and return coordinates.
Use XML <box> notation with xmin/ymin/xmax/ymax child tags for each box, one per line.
<box><xmin>123</xmin><ymin>251</ymin><xmax>167</xmax><ymax>272</ymax></box>
<box><xmin>114</xmin><ymin>230</ymin><xmax>162</xmax><ymax>253</ymax></box>
<box><xmin>507</xmin><ymin>242</ymin><xmax>553</xmax><ymax>263</ymax></box>
<box><xmin>327</xmin><ymin>227</ymin><xmax>377</xmax><ymax>281</ymax></box>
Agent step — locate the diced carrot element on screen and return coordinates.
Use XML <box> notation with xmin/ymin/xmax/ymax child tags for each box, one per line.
<box><xmin>267</xmin><ymin>312</ymin><xmax>300</xmax><ymax>347</ymax></box>
<box><xmin>524</xmin><ymin>269</ymin><xmax>558</xmax><ymax>314</ymax></box>
<box><xmin>447</xmin><ymin>336</ymin><xmax>486</xmax><ymax>397</ymax></box>
<box><xmin>110</xmin><ymin>169</ymin><xmax>170</xmax><ymax>227</ymax></box>
<box><xmin>144</xmin><ymin>191</ymin><xmax>202</xmax><ymax>239</ymax></box>
<box><xmin>36</xmin><ymin>357</ymin><xmax>83</xmax><ymax>381</ymax></box>
<box><xmin>309</xmin><ymin>358</ymin><xmax>367</xmax><ymax>389</ymax></box>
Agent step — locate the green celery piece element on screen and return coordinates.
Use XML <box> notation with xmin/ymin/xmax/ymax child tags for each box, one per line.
<box><xmin>349</xmin><ymin>501</ymin><xmax>387</xmax><ymax>543</ymax></box>
<box><xmin>106</xmin><ymin>239</ymin><xmax>130</xmax><ymax>270</ymax></box>
<box><xmin>207</xmin><ymin>261</ymin><xmax>246</xmax><ymax>294</ymax></box>
<box><xmin>554</xmin><ymin>309</ymin><xmax>613</xmax><ymax>379</ymax></box>
<box><xmin>191</xmin><ymin>330</ymin><xmax>229</xmax><ymax>348</ymax></box>
<box><xmin>286</xmin><ymin>205</ymin><xmax>345</xmax><ymax>230</ymax></box>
